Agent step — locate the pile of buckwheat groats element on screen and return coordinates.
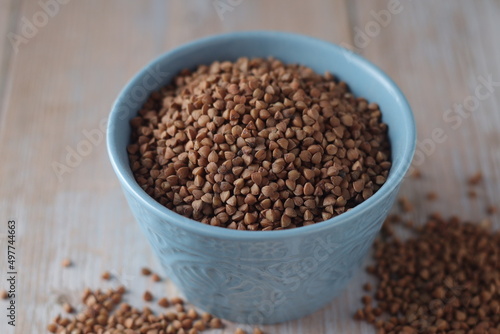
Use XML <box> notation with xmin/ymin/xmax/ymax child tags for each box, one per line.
<box><xmin>355</xmin><ymin>172</ymin><xmax>500</xmax><ymax>334</ymax></box>
<box><xmin>45</xmin><ymin>266</ymin><xmax>263</xmax><ymax>334</ymax></box>
<box><xmin>127</xmin><ymin>57</ymin><xmax>391</xmax><ymax>230</ymax></box>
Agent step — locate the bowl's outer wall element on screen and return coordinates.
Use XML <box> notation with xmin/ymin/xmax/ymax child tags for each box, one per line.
<box><xmin>123</xmin><ymin>184</ymin><xmax>398</xmax><ymax>324</ymax></box>
<box><xmin>108</xmin><ymin>32</ymin><xmax>415</xmax><ymax>324</ymax></box>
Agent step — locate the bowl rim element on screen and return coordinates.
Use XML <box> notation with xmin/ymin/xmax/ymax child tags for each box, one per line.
<box><xmin>107</xmin><ymin>30</ymin><xmax>416</xmax><ymax>240</ymax></box>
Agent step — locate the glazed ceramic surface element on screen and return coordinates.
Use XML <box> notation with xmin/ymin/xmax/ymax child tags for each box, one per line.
<box><xmin>107</xmin><ymin>31</ymin><xmax>416</xmax><ymax>324</ymax></box>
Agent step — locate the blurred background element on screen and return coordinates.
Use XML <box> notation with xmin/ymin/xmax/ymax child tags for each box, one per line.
<box><xmin>0</xmin><ymin>1</ymin><xmax>499</xmax><ymax>333</ymax></box>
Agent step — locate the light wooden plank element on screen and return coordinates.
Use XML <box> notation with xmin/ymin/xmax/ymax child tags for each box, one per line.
<box><xmin>0</xmin><ymin>0</ymin><xmax>183</xmax><ymax>332</ymax></box>
<box><xmin>0</xmin><ymin>0</ymin><xmax>20</xmax><ymax>120</ymax></box>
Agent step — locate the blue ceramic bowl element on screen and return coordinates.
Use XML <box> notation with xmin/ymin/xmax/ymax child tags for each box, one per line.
<box><xmin>107</xmin><ymin>31</ymin><xmax>416</xmax><ymax>324</ymax></box>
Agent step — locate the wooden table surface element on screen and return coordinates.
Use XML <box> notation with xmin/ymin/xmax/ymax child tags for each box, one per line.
<box><xmin>1</xmin><ymin>1</ymin><xmax>499</xmax><ymax>333</ymax></box>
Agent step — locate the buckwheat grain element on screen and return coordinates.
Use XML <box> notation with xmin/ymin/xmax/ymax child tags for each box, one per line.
<box><xmin>128</xmin><ymin>57</ymin><xmax>391</xmax><ymax>230</ymax></box>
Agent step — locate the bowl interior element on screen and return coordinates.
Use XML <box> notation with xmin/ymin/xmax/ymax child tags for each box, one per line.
<box><xmin>107</xmin><ymin>31</ymin><xmax>416</xmax><ymax>237</ymax></box>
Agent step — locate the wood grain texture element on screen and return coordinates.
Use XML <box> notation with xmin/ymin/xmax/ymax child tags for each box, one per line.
<box><xmin>0</xmin><ymin>0</ymin><xmax>20</xmax><ymax>120</ymax></box>
<box><xmin>0</xmin><ymin>1</ymin><xmax>499</xmax><ymax>333</ymax></box>
<box><xmin>350</xmin><ymin>0</ymin><xmax>500</xmax><ymax>224</ymax></box>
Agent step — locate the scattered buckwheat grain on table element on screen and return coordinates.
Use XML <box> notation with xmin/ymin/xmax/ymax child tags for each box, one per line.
<box><xmin>46</xmin><ymin>269</ymin><xmax>267</xmax><ymax>333</ymax></box>
<box><xmin>356</xmin><ymin>212</ymin><xmax>500</xmax><ymax>333</ymax></box>
<box><xmin>128</xmin><ymin>57</ymin><xmax>391</xmax><ymax>230</ymax></box>
<box><xmin>47</xmin><ymin>287</ymin><xmax>226</xmax><ymax>334</ymax></box>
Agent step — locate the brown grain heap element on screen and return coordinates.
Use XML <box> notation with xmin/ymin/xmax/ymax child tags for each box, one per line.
<box><xmin>47</xmin><ymin>286</ymin><xmax>224</xmax><ymax>334</ymax></box>
<box><xmin>356</xmin><ymin>214</ymin><xmax>500</xmax><ymax>333</ymax></box>
<box><xmin>128</xmin><ymin>57</ymin><xmax>391</xmax><ymax>230</ymax></box>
